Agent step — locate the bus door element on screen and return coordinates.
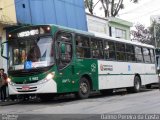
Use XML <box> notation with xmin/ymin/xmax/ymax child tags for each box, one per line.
<box><xmin>55</xmin><ymin>32</ymin><xmax>75</xmax><ymax>93</ymax></box>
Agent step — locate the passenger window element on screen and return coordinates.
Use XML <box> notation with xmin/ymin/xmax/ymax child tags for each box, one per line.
<box><xmin>135</xmin><ymin>46</ymin><xmax>143</xmax><ymax>62</ymax></box>
<box><xmin>91</xmin><ymin>38</ymin><xmax>104</xmax><ymax>59</ymax></box>
<box><xmin>104</xmin><ymin>41</ymin><xmax>116</xmax><ymax>60</ymax></box>
<box><xmin>126</xmin><ymin>44</ymin><xmax>135</xmax><ymax>61</ymax></box>
<box><xmin>76</xmin><ymin>35</ymin><xmax>91</xmax><ymax>58</ymax></box>
<box><xmin>56</xmin><ymin>32</ymin><xmax>72</xmax><ymax>69</ymax></box>
<box><xmin>150</xmin><ymin>49</ymin><xmax>155</xmax><ymax>63</ymax></box>
<box><xmin>143</xmin><ymin>48</ymin><xmax>151</xmax><ymax>63</ymax></box>
<box><xmin>116</xmin><ymin>43</ymin><xmax>126</xmax><ymax>61</ymax></box>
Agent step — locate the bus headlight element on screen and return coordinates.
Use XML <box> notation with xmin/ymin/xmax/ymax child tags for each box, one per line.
<box><xmin>38</xmin><ymin>72</ymin><xmax>55</xmax><ymax>84</ymax></box>
<box><xmin>7</xmin><ymin>78</ymin><xmax>15</xmax><ymax>86</ymax></box>
<box><xmin>7</xmin><ymin>77</ymin><xmax>11</xmax><ymax>83</ymax></box>
<box><xmin>46</xmin><ymin>72</ymin><xmax>55</xmax><ymax>80</ymax></box>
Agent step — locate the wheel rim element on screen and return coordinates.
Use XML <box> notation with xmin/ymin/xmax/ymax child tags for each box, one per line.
<box><xmin>135</xmin><ymin>80</ymin><xmax>140</xmax><ymax>90</ymax></box>
<box><xmin>80</xmin><ymin>82</ymin><xmax>88</xmax><ymax>95</ymax></box>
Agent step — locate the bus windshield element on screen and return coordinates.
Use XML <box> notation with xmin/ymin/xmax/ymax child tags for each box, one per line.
<box><xmin>8</xmin><ymin>36</ymin><xmax>54</xmax><ymax>70</ymax></box>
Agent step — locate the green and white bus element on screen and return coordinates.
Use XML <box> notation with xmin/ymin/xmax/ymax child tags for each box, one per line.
<box><xmin>1</xmin><ymin>24</ymin><xmax>158</xmax><ymax>100</ymax></box>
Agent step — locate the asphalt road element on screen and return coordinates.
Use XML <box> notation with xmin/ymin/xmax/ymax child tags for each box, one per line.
<box><xmin>0</xmin><ymin>89</ymin><xmax>160</xmax><ymax>120</ymax></box>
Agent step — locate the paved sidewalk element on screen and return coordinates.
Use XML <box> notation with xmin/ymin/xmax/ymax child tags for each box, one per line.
<box><xmin>0</xmin><ymin>100</ymin><xmax>19</xmax><ymax>106</ymax></box>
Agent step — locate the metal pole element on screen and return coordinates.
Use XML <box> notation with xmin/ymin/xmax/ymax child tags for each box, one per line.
<box><xmin>154</xmin><ymin>25</ymin><xmax>157</xmax><ymax>48</ymax></box>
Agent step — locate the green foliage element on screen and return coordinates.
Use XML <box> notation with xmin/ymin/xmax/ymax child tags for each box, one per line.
<box><xmin>149</xmin><ymin>21</ymin><xmax>160</xmax><ymax>47</ymax></box>
<box><xmin>85</xmin><ymin>0</ymin><xmax>139</xmax><ymax>17</ymax></box>
<box><xmin>100</xmin><ymin>0</ymin><xmax>139</xmax><ymax>17</ymax></box>
<box><xmin>131</xmin><ymin>23</ymin><xmax>153</xmax><ymax>45</ymax></box>
<box><xmin>84</xmin><ymin>0</ymin><xmax>94</xmax><ymax>14</ymax></box>
<box><xmin>131</xmin><ymin>22</ymin><xmax>160</xmax><ymax>47</ymax></box>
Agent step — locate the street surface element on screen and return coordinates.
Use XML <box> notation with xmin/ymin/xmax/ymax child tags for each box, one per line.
<box><xmin>0</xmin><ymin>89</ymin><xmax>160</xmax><ymax>120</ymax></box>
<box><xmin>1</xmin><ymin>89</ymin><xmax>160</xmax><ymax>114</ymax></box>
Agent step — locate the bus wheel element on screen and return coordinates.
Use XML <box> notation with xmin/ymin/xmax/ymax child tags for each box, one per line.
<box><xmin>76</xmin><ymin>77</ymin><xmax>90</xmax><ymax>99</ymax></box>
<box><xmin>127</xmin><ymin>76</ymin><xmax>141</xmax><ymax>93</ymax></box>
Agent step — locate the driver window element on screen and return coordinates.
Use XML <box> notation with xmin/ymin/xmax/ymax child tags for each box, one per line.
<box><xmin>56</xmin><ymin>32</ymin><xmax>72</xmax><ymax>69</ymax></box>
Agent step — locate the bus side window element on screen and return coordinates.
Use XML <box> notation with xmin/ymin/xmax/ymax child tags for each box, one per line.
<box><xmin>150</xmin><ymin>49</ymin><xmax>155</xmax><ymax>63</ymax></box>
<box><xmin>104</xmin><ymin>41</ymin><xmax>116</xmax><ymax>60</ymax></box>
<box><xmin>76</xmin><ymin>35</ymin><xmax>90</xmax><ymax>58</ymax></box>
<box><xmin>135</xmin><ymin>46</ymin><xmax>143</xmax><ymax>62</ymax></box>
<box><xmin>56</xmin><ymin>32</ymin><xmax>72</xmax><ymax>69</ymax></box>
<box><xmin>126</xmin><ymin>44</ymin><xmax>135</xmax><ymax>61</ymax></box>
<box><xmin>143</xmin><ymin>48</ymin><xmax>151</xmax><ymax>63</ymax></box>
<box><xmin>116</xmin><ymin>43</ymin><xmax>126</xmax><ymax>61</ymax></box>
<box><xmin>60</xmin><ymin>43</ymin><xmax>72</xmax><ymax>62</ymax></box>
<box><xmin>91</xmin><ymin>38</ymin><xmax>104</xmax><ymax>59</ymax></box>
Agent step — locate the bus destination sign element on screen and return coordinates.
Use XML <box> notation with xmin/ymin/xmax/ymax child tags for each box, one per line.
<box><xmin>17</xmin><ymin>29</ymin><xmax>39</xmax><ymax>37</ymax></box>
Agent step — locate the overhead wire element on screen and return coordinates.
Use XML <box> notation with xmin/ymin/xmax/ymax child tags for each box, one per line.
<box><xmin>129</xmin><ymin>7</ymin><xmax>160</xmax><ymax>20</ymax></box>
<box><xmin>119</xmin><ymin>0</ymin><xmax>153</xmax><ymax>15</ymax></box>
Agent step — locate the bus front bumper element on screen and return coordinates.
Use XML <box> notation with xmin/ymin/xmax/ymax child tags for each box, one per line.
<box><xmin>8</xmin><ymin>79</ymin><xmax>57</xmax><ymax>95</ymax></box>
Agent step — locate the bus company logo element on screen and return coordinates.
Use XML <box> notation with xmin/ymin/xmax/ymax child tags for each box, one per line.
<box><xmin>100</xmin><ymin>64</ymin><xmax>113</xmax><ymax>71</ymax></box>
<box><xmin>91</xmin><ymin>63</ymin><xmax>96</xmax><ymax>72</ymax></box>
<box><xmin>100</xmin><ymin>64</ymin><xmax>104</xmax><ymax>71</ymax></box>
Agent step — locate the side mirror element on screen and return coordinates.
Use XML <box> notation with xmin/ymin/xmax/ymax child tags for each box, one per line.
<box><xmin>1</xmin><ymin>44</ymin><xmax>4</xmax><ymax>55</ymax></box>
<box><xmin>1</xmin><ymin>42</ymin><xmax>9</xmax><ymax>60</ymax></box>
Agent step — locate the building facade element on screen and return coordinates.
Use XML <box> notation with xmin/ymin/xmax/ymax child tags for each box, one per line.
<box><xmin>0</xmin><ymin>0</ymin><xmax>17</xmax><ymax>71</ymax></box>
<box><xmin>108</xmin><ymin>17</ymin><xmax>133</xmax><ymax>40</ymax></box>
<box><xmin>86</xmin><ymin>13</ymin><xmax>109</xmax><ymax>34</ymax></box>
<box><xmin>87</xmin><ymin>13</ymin><xmax>133</xmax><ymax>40</ymax></box>
<box><xmin>15</xmin><ymin>0</ymin><xmax>87</xmax><ymax>31</ymax></box>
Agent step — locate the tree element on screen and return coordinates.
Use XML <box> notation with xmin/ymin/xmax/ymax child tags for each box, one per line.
<box><xmin>100</xmin><ymin>0</ymin><xmax>139</xmax><ymax>17</ymax></box>
<box><xmin>85</xmin><ymin>0</ymin><xmax>139</xmax><ymax>17</ymax></box>
<box><xmin>84</xmin><ymin>0</ymin><xmax>100</xmax><ymax>15</ymax></box>
<box><xmin>149</xmin><ymin>21</ymin><xmax>160</xmax><ymax>47</ymax></box>
<box><xmin>130</xmin><ymin>23</ymin><xmax>153</xmax><ymax>45</ymax></box>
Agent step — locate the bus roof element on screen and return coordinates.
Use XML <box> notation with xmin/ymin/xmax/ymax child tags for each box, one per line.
<box><xmin>7</xmin><ymin>24</ymin><xmax>154</xmax><ymax>49</ymax></box>
<box><xmin>52</xmin><ymin>24</ymin><xmax>154</xmax><ymax>49</ymax></box>
<box><xmin>92</xmin><ymin>32</ymin><xmax>155</xmax><ymax>48</ymax></box>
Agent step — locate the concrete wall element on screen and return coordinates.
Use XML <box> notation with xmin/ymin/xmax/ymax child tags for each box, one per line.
<box><xmin>108</xmin><ymin>17</ymin><xmax>133</xmax><ymax>40</ymax></box>
<box><xmin>0</xmin><ymin>0</ymin><xmax>17</xmax><ymax>72</ymax></box>
<box><xmin>86</xmin><ymin>14</ymin><xmax>132</xmax><ymax>40</ymax></box>
<box><xmin>86</xmin><ymin>13</ymin><xmax>109</xmax><ymax>35</ymax></box>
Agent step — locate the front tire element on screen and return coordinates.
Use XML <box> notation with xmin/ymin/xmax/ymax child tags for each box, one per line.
<box><xmin>76</xmin><ymin>77</ymin><xmax>91</xmax><ymax>99</ymax></box>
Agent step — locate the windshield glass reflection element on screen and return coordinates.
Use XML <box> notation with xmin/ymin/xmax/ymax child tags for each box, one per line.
<box><xmin>8</xmin><ymin>36</ymin><xmax>54</xmax><ymax>70</ymax></box>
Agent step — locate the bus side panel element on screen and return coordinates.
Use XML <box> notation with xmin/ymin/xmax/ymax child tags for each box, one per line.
<box><xmin>141</xmin><ymin>75</ymin><xmax>158</xmax><ymax>85</ymax></box>
<box><xmin>55</xmin><ymin>59</ymin><xmax>99</xmax><ymax>93</ymax></box>
<box><xmin>73</xmin><ymin>59</ymin><xmax>99</xmax><ymax>91</ymax></box>
<box><xmin>98</xmin><ymin>60</ymin><xmax>158</xmax><ymax>90</ymax></box>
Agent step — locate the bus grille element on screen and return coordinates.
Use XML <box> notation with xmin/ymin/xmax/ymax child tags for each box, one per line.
<box><xmin>15</xmin><ymin>80</ymin><xmax>38</xmax><ymax>84</ymax></box>
<box><xmin>16</xmin><ymin>86</ymin><xmax>37</xmax><ymax>92</ymax></box>
<box><xmin>8</xmin><ymin>66</ymin><xmax>52</xmax><ymax>77</ymax></box>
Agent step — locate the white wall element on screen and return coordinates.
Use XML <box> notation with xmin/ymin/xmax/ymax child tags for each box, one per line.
<box><xmin>86</xmin><ymin>14</ymin><xmax>109</xmax><ymax>35</ymax></box>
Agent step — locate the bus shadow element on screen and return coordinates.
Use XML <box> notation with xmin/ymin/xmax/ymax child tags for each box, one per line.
<box><xmin>17</xmin><ymin>88</ymin><xmax>156</xmax><ymax>105</ymax></box>
<box><xmin>89</xmin><ymin>88</ymin><xmax>154</xmax><ymax>99</ymax></box>
<box><xmin>18</xmin><ymin>94</ymin><xmax>81</xmax><ymax>105</ymax></box>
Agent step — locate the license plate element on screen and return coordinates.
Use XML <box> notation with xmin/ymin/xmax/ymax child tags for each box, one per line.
<box><xmin>22</xmin><ymin>86</ymin><xmax>30</xmax><ymax>90</ymax></box>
